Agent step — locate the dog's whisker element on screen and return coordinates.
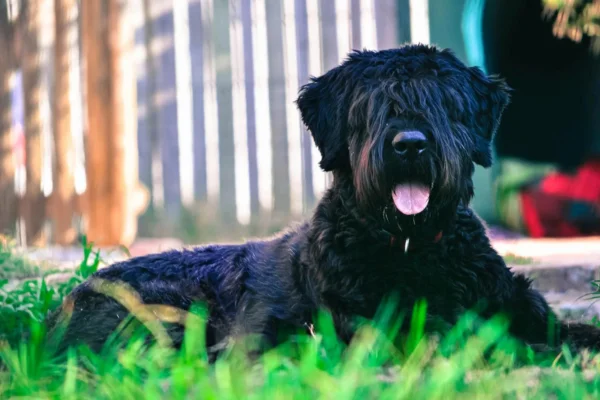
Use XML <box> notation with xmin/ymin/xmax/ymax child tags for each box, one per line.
<box><xmin>383</xmin><ymin>207</ymin><xmax>390</xmax><ymax>224</ymax></box>
<box><xmin>394</xmin><ymin>213</ymin><xmax>403</xmax><ymax>232</ymax></box>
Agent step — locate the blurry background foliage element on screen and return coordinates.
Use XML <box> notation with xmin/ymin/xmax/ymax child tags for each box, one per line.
<box><xmin>543</xmin><ymin>0</ymin><xmax>600</xmax><ymax>53</ymax></box>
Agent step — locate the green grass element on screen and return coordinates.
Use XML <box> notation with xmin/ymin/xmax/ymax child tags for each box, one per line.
<box><xmin>0</xmin><ymin>236</ymin><xmax>41</xmax><ymax>280</ymax></box>
<box><xmin>1</xmin><ymin>242</ymin><xmax>600</xmax><ymax>399</ymax></box>
<box><xmin>502</xmin><ymin>252</ymin><xmax>535</xmax><ymax>265</ymax></box>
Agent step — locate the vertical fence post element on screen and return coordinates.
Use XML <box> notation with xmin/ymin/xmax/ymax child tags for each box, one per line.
<box><xmin>188</xmin><ymin>0</ymin><xmax>208</xmax><ymax>203</ymax></box>
<box><xmin>50</xmin><ymin>0</ymin><xmax>77</xmax><ymax>245</ymax></box>
<box><xmin>396</xmin><ymin>0</ymin><xmax>412</xmax><ymax>44</ymax></box>
<box><xmin>0</xmin><ymin>15</ymin><xmax>18</xmax><ymax>236</ymax></box>
<box><xmin>374</xmin><ymin>0</ymin><xmax>400</xmax><ymax>49</ymax></box>
<box><xmin>350</xmin><ymin>0</ymin><xmax>361</xmax><ymax>49</ymax></box>
<box><xmin>266</xmin><ymin>0</ymin><xmax>290</xmax><ymax>217</ymax></box>
<box><xmin>21</xmin><ymin>0</ymin><xmax>48</xmax><ymax>246</ymax></box>
<box><xmin>136</xmin><ymin>0</ymin><xmax>156</xmax><ymax>208</ymax></box>
<box><xmin>318</xmin><ymin>0</ymin><xmax>339</xmax><ymax>190</ymax></box>
<box><xmin>294</xmin><ymin>0</ymin><xmax>315</xmax><ymax>212</ymax></box>
<box><xmin>213</xmin><ymin>0</ymin><xmax>237</xmax><ymax>224</ymax></box>
<box><xmin>150</xmin><ymin>0</ymin><xmax>182</xmax><ymax>218</ymax></box>
<box><xmin>241</xmin><ymin>0</ymin><xmax>260</xmax><ymax>220</ymax></box>
<box><xmin>319</xmin><ymin>0</ymin><xmax>338</xmax><ymax>69</ymax></box>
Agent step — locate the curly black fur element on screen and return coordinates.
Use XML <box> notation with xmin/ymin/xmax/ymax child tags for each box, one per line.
<box><xmin>47</xmin><ymin>45</ymin><xmax>600</xmax><ymax>358</ymax></box>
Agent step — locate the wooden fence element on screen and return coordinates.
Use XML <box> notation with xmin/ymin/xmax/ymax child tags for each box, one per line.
<box><xmin>0</xmin><ymin>0</ymin><xmax>423</xmax><ymax>247</ymax></box>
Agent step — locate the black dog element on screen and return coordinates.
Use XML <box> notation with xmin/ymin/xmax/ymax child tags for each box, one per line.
<box><xmin>48</xmin><ymin>45</ymin><xmax>600</xmax><ymax>357</ymax></box>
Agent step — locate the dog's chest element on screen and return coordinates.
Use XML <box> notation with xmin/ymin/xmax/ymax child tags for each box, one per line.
<box><xmin>323</xmin><ymin>244</ymin><xmax>481</xmax><ymax>317</ymax></box>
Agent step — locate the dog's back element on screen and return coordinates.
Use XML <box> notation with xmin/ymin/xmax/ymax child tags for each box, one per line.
<box><xmin>47</xmin><ymin>244</ymin><xmax>249</xmax><ymax>353</ymax></box>
<box><xmin>47</xmin><ymin>229</ymin><xmax>313</xmax><ymax>355</ymax></box>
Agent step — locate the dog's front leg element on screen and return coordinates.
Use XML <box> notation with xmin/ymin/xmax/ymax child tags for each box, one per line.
<box><xmin>331</xmin><ymin>312</ymin><xmax>358</xmax><ymax>344</ymax></box>
<box><xmin>508</xmin><ymin>274</ymin><xmax>600</xmax><ymax>352</ymax></box>
<box><xmin>559</xmin><ymin>321</ymin><xmax>600</xmax><ymax>351</ymax></box>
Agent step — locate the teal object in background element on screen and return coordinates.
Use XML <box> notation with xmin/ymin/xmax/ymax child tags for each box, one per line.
<box><xmin>462</xmin><ymin>0</ymin><xmax>487</xmax><ymax>74</ymax></box>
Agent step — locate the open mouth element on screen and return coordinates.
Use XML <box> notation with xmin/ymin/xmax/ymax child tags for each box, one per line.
<box><xmin>392</xmin><ymin>183</ymin><xmax>431</xmax><ymax>216</ymax></box>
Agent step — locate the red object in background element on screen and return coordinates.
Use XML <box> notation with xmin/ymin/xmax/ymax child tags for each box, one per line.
<box><xmin>520</xmin><ymin>159</ymin><xmax>600</xmax><ymax>237</ymax></box>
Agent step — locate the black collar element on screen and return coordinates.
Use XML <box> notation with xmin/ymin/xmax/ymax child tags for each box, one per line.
<box><xmin>356</xmin><ymin>217</ymin><xmax>443</xmax><ymax>253</ymax></box>
<box><xmin>377</xmin><ymin>228</ymin><xmax>443</xmax><ymax>253</ymax></box>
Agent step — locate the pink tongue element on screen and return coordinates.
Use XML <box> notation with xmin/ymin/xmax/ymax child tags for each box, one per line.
<box><xmin>392</xmin><ymin>184</ymin><xmax>430</xmax><ymax>215</ymax></box>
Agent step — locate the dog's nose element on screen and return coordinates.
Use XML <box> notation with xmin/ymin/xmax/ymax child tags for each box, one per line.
<box><xmin>392</xmin><ymin>131</ymin><xmax>427</xmax><ymax>158</ymax></box>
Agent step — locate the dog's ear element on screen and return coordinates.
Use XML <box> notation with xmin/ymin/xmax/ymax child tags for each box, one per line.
<box><xmin>296</xmin><ymin>67</ymin><xmax>352</xmax><ymax>171</ymax></box>
<box><xmin>467</xmin><ymin>67</ymin><xmax>512</xmax><ymax>168</ymax></box>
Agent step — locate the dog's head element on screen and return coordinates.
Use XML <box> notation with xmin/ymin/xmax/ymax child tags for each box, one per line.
<box><xmin>296</xmin><ymin>45</ymin><xmax>511</xmax><ymax>231</ymax></box>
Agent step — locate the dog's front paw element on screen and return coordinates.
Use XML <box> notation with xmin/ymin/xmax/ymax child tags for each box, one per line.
<box><xmin>562</xmin><ymin>321</ymin><xmax>600</xmax><ymax>352</ymax></box>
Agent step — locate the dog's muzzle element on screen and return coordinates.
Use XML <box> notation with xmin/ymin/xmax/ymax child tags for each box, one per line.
<box><xmin>390</xmin><ymin>130</ymin><xmax>431</xmax><ymax>216</ymax></box>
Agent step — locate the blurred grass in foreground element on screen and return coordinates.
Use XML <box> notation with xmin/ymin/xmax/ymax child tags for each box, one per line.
<box><xmin>1</xmin><ymin>240</ymin><xmax>600</xmax><ymax>399</ymax></box>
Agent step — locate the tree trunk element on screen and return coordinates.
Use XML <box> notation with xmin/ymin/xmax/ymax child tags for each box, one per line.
<box><xmin>0</xmin><ymin>22</ymin><xmax>17</xmax><ymax>236</ymax></box>
<box><xmin>81</xmin><ymin>0</ymin><xmax>108</xmax><ymax>246</ymax></box>
<box><xmin>21</xmin><ymin>0</ymin><xmax>47</xmax><ymax>246</ymax></box>
<box><xmin>81</xmin><ymin>0</ymin><xmax>144</xmax><ymax>247</ymax></box>
<box><xmin>50</xmin><ymin>0</ymin><xmax>77</xmax><ymax>245</ymax></box>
